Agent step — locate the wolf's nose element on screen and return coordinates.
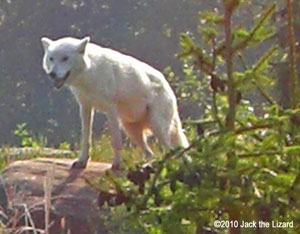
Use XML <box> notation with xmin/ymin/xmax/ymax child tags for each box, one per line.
<box><xmin>49</xmin><ymin>71</ymin><xmax>57</xmax><ymax>79</ymax></box>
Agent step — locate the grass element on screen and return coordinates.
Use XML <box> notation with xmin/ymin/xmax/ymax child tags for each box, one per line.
<box><xmin>0</xmin><ymin>132</ymin><xmax>165</xmax><ymax>233</ymax></box>
<box><xmin>91</xmin><ymin>133</ymin><xmax>165</xmax><ymax>167</ymax></box>
<box><xmin>0</xmin><ymin>146</ymin><xmax>75</xmax><ymax>171</ymax></box>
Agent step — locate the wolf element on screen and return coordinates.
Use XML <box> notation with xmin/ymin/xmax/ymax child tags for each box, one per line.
<box><xmin>41</xmin><ymin>36</ymin><xmax>189</xmax><ymax>169</ymax></box>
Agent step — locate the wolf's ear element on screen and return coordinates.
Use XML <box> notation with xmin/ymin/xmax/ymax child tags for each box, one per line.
<box><xmin>41</xmin><ymin>37</ymin><xmax>53</xmax><ymax>51</ymax></box>
<box><xmin>77</xmin><ymin>36</ymin><xmax>90</xmax><ymax>54</ymax></box>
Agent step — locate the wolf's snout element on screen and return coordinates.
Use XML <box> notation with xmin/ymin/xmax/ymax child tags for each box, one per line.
<box><xmin>49</xmin><ymin>71</ymin><xmax>57</xmax><ymax>79</ymax></box>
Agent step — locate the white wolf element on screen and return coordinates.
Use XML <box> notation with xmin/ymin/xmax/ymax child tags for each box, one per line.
<box><xmin>41</xmin><ymin>36</ymin><xmax>189</xmax><ymax>169</ymax></box>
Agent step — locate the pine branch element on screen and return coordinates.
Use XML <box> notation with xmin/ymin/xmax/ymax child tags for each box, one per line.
<box><xmin>216</xmin><ymin>4</ymin><xmax>276</xmax><ymax>56</ymax></box>
<box><xmin>252</xmin><ymin>46</ymin><xmax>278</xmax><ymax>73</ymax></box>
<box><xmin>233</xmin><ymin>4</ymin><xmax>276</xmax><ymax>52</ymax></box>
<box><xmin>238</xmin><ymin>48</ymin><xmax>278</xmax><ymax>105</ymax></box>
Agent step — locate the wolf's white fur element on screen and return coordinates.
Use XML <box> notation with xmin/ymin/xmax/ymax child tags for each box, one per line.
<box><xmin>41</xmin><ymin>36</ymin><xmax>189</xmax><ymax>169</ymax></box>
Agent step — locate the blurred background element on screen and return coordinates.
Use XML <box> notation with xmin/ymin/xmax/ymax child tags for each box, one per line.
<box><xmin>0</xmin><ymin>0</ymin><xmax>206</xmax><ymax>146</ymax></box>
<box><xmin>0</xmin><ymin>0</ymin><xmax>296</xmax><ymax>147</ymax></box>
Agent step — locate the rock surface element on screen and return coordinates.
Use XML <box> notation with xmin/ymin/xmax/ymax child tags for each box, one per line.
<box><xmin>0</xmin><ymin>158</ymin><xmax>111</xmax><ymax>234</ymax></box>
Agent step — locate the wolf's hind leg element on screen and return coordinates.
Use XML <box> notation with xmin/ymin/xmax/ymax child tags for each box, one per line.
<box><xmin>122</xmin><ymin>120</ymin><xmax>153</xmax><ymax>158</ymax></box>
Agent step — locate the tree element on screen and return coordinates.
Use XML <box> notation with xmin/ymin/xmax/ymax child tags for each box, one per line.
<box><xmin>90</xmin><ymin>1</ymin><xmax>300</xmax><ymax>233</ymax></box>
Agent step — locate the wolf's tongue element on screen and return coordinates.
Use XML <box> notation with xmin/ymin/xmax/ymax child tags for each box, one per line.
<box><xmin>54</xmin><ymin>79</ymin><xmax>65</xmax><ymax>89</ymax></box>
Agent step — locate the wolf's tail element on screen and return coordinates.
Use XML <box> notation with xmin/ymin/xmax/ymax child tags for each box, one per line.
<box><xmin>170</xmin><ymin>114</ymin><xmax>189</xmax><ymax>148</ymax></box>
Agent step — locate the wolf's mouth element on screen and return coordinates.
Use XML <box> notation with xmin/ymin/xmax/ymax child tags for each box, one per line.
<box><xmin>54</xmin><ymin>71</ymin><xmax>70</xmax><ymax>89</ymax></box>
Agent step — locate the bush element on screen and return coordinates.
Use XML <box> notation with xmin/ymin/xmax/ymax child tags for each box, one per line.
<box><xmin>90</xmin><ymin>2</ymin><xmax>300</xmax><ymax>233</ymax></box>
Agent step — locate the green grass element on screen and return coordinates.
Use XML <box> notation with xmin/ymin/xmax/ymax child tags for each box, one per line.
<box><xmin>0</xmin><ymin>133</ymin><xmax>165</xmax><ymax>172</ymax></box>
<box><xmin>91</xmin><ymin>133</ymin><xmax>165</xmax><ymax>167</ymax></box>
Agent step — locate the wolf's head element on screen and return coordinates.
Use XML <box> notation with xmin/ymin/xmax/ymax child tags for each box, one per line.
<box><xmin>41</xmin><ymin>36</ymin><xmax>90</xmax><ymax>89</ymax></box>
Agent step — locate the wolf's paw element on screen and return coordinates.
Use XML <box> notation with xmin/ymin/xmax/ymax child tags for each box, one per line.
<box><xmin>71</xmin><ymin>160</ymin><xmax>87</xmax><ymax>170</ymax></box>
<box><xmin>111</xmin><ymin>162</ymin><xmax>122</xmax><ymax>171</ymax></box>
<box><xmin>111</xmin><ymin>160</ymin><xmax>125</xmax><ymax>172</ymax></box>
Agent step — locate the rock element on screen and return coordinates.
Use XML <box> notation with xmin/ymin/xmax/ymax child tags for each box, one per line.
<box><xmin>0</xmin><ymin>158</ymin><xmax>111</xmax><ymax>234</ymax></box>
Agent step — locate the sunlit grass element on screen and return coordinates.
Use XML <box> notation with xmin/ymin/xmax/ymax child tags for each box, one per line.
<box><xmin>0</xmin><ymin>132</ymin><xmax>166</xmax><ymax>171</ymax></box>
<box><xmin>91</xmin><ymin>133</ymin><xmax>165</xmax><ymax>167</ymax></box>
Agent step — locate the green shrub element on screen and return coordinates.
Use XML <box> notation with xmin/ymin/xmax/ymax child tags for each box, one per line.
<box><xmin>91</xmin><ymin>2</ymin><xmax>300</xmax><ymax>233</ymax></box>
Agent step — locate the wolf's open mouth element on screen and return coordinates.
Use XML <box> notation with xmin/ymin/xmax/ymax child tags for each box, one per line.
<box><xmin>54</xmin><ymin>71</ymin><xmax>70</xmax><ymax>89</ymax></box>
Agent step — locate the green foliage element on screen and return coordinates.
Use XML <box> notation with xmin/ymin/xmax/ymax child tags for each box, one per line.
<box><xmin>90</xmin><ymin>133</ymin><xmax>114</xmax><ymax>163</ymax></box>
<box><xmin>58</xmin><ymin>141</ymin><xmax>71</xmax><ymax>150</ymax></box>
<box><xmin>14</xmin><ymin>123</ymin><xmax>46</xmax><ymax>148</ymax></box>
<box><xmin>14</xmin><ymin>123</ymin><xmax>32</xmax><ymax>147</ymax></box>
<box><xmin>90</xmin><ymin>2</ymin><xmax>300</xmax><ymax>234</ymax></box>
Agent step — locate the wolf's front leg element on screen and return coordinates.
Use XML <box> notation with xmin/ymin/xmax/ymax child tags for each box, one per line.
<box><xmin>72</xmin><ymin>104</ymin><xmax>94</xmax><ymax>169</ymax></box>
<box><xmin>107</xmin><ymin>107</ymin><xmax>123</xmax><ymax>170</ymax></box>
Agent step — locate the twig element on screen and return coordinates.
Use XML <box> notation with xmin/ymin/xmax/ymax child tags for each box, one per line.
<box><xmin>15</xmin><ymin>226</ymin><xmax>45</xmax><ymax>234</ymax></box>
<box><xmin>286</xmin><ymin>0</ymin><xmax>299</xmax><ymax>108</ymax></box>
<box><xmin>238</xmin><ymin>151</ymin><xmax>280</xmax><ymax>158</ymax></box>
<box><xmin>252</xmin><ymin>46</ymin><xmax>278</xmax><ymax>73</ymax></box>
<box><xmin>209</xmin><ymin>123</ymin><xmax>274</xmax><ymax>137</ymax></box>
<box><xmin>238</xmin><ymin>48</ymin><xmax>278</xmax><ymax>106</ymax></box>
<box><xmin>235</xmin><ymin>124</ymin><xmax>274</xmax><ymax>135</ymax></box>
<box><xmin>140</xmin><ymin>142</ymin><xmax>196</xmax><ymax>207</ymax></box>
<box><xmin>183</xmin><ymin>119</ymin><xmax>216</xmax><ymax>125</ymax></box>
<box><xmin>216</xmin><ymin>4</ymin><xmax>276</xmax><ymax>56</ymax></box>
<box><xmin>211</xmin><ymin>36</ymin><xmax>224</xmax><ymax>129</ymax></box>
<box><xmin>252</xmin><ymin>80</ymin><xmax>276</xmax><ymax>105</ymax></box>
<box><xmin>178</xmin><ymin>46</ymin><xmax>225</xmax><ymax>84</ymax></box>
<box><xmin>44</xmin><ymin>165</ymin><xmax>54</xmax><ymax>234</ymax></box>
<box><xmin>21</xmin><ymin>204</ymin><xmax>38</xmax><ymax>234</ymax></box>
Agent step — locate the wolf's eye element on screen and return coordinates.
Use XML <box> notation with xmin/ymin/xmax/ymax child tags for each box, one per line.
<box><xmin>62</xmin><ymin>56</ymin><xmax>69</xmax><ymax>62</ymax></box>
<box><xmin>49</xmin><ymin>57</ymin><xmax>54</xmax><ymax>61</ymax></box>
